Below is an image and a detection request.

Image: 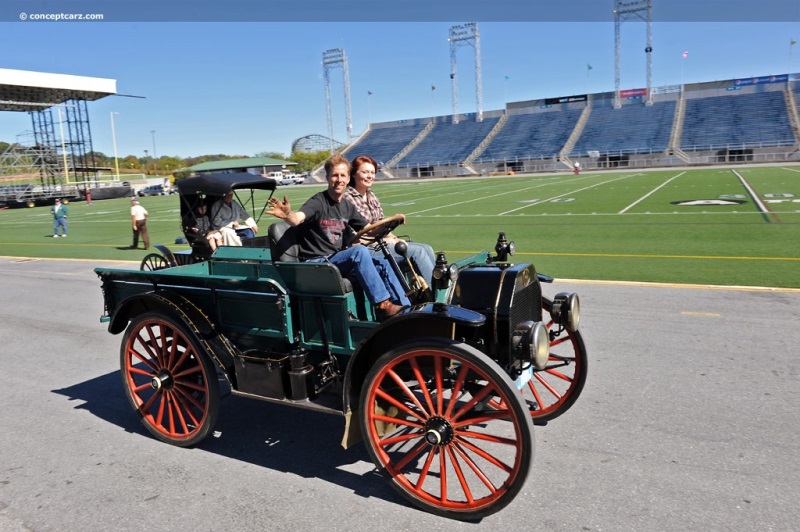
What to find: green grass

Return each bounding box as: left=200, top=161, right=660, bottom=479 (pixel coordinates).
left=2, top=165, right=799, bottom=288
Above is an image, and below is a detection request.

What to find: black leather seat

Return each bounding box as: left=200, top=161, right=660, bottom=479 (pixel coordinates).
left=268, top=221, right=301, bottom=262
left=268, top=222, right=354, bottom=294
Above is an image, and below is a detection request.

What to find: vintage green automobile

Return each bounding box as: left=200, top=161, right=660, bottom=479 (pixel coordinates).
left=95, top=173, right=586, bottom=520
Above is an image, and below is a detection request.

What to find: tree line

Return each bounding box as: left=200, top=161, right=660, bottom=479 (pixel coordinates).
left=0, top=141, right=331, bottom=177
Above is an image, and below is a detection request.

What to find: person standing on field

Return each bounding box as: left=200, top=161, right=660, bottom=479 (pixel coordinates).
left=130, top=197, right=150, bottom=250
left=51, top=198, right=68, bottom=237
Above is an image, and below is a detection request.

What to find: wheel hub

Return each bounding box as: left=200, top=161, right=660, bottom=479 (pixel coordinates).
left=150, top=370, right=173, bottom=391
left=423, top=417, right=454, bottom=446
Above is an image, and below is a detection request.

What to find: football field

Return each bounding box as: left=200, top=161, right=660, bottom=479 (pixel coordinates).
left=1, top=164, right=798, bottom=288
left=376, top=165, right=800, bottom=288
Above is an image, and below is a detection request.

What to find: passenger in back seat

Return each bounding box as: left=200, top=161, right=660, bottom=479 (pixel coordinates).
left=265, top=154, right=409, bottom=320
left=184, top=204, right=222, bottom=251
left=212, top=192, right=258, bottom=246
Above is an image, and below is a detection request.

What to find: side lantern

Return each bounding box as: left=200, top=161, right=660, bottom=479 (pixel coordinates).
left=510, top=320, right=550, bottom=370
left=550, top=292, right=581, bottom=332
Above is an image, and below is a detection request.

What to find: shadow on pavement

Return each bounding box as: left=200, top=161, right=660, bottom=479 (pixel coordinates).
left=52, top=370, right=403, bottom=509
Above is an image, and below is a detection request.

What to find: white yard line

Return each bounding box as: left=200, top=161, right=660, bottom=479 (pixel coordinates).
left=500, top=173, right=643, bottom=215
left=406, top=174, right=595, bottom=215
left=732, top=169, right=770, bottom=215
left=411, top=210, right=781, bottom=218
left=619, top=171, right=685, bottom=214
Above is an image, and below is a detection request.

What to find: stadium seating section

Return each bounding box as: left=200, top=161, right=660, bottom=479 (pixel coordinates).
left=477, top=108, right=583, bottom=162
left=570, top=100, right=676, bottom=156
left=681, top=91, right=794, bottom=150
left=343, top=83, right=799, bottom=168
left=396, top=116, right=500, bottom=167
left=343, top=122, right=427, bottom=164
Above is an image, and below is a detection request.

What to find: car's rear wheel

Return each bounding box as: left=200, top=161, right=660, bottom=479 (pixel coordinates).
left=140, top=253, right=169, bottom=271
left=120, top=312, right=219, bottom=446
left=359, top=341, right=534, bottom=520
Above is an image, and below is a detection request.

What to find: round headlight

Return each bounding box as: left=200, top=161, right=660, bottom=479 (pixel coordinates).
left=531, top=321, right=550, bottom=370
left=447, top=263, right=459, bottom=282
left=507, top=240, right=516, bottom=256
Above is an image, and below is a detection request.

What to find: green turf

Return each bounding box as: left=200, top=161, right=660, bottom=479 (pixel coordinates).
left=2, top=165, right=799, bottom=288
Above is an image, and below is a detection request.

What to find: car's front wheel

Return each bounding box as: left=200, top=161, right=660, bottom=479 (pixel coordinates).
left=359, top=341, right=534, bottom=520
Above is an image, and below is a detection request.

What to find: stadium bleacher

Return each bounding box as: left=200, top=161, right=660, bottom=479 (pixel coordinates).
left=341, top=77, right=799, bottom=175
left=570, top=99, right=676, bottom=157
left=477, top=108, right=584, bottom=162
left=342, top=122, right=427, bottom=165
left=395, top=116, right=500, bottom=167
left=680, top=90, right=795, bottom=151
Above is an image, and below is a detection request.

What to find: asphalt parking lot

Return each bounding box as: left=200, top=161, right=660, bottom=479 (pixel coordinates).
left=1, top=257, right=798, bottom=531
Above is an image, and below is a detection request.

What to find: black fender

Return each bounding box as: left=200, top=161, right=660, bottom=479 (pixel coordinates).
left=153, top=244, right=178, bottom=267
left=108, top=290, right=238, bottom=384
left=339, top=303, right=485, bottom=448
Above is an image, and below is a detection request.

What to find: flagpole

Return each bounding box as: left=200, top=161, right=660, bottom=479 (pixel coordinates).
left=586, top=64, right=592, bottom=94
left=367, top=91, right=372, bottom=126
left=681, top=51, right=688, bottom=94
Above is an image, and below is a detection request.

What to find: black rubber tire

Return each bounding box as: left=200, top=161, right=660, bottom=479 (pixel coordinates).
left=120, top=311, right=220, bottom=447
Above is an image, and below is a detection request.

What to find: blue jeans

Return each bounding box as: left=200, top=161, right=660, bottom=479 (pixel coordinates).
left=236, top=227, right=255, bottom=240
left=53, top=218, right=67, bottom=236
left=370, top=241, right=435, bottom=286
left=311, top=246, right=410, bottom=306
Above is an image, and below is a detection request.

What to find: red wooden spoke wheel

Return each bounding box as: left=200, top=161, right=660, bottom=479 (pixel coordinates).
left=523, top=297, right=588, bottom=422
left=120, top=312, right=219, bottom=447
left=360, top=342, right=534, bottom=520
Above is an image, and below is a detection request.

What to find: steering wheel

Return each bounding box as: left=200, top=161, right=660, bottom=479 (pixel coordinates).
left=353, top=213, right=405, bottom=244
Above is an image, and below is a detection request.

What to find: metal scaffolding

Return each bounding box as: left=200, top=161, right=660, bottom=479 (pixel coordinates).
left=449, top=23, right=483, bottom=124
left=322, top=48, right=353, bottom=153
left=1, top=98, right=96, bottom=190
left=614, top=0, right=654, bottom=108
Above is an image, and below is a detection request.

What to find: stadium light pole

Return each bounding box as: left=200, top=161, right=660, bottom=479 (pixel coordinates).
left=110, top=112, right=120, bottom=180
left=144, top=149, right=149, bottom=175
left=150, top=130, right=158, bottom=173
left=57, top=106, right=71, bottom=184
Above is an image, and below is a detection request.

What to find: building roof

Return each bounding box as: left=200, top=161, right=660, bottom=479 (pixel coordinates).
left=0, top=68, right=116, bottom=112
left=186, top=156, right=297, bottom=173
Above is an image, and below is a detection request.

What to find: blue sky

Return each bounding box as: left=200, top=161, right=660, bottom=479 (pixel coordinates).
left=1, top=20, right=799, bottom=159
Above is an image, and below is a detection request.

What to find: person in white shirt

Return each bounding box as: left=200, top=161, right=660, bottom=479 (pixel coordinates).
left=211, top=192, right=258, bottom=246
left=130, top=197, right=150, bottom=250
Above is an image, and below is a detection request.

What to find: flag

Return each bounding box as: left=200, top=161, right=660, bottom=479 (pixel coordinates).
left=587, top=64, right=593, bottom=71
left=504, top=75, right=509, bottom=80
left=367, top=90, right=373, bottom=96
left=431, top=85, right=436, bottom=91
left=682, top=50, right=689, bottom=59
left=792, top=39, right=798, bottom=46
